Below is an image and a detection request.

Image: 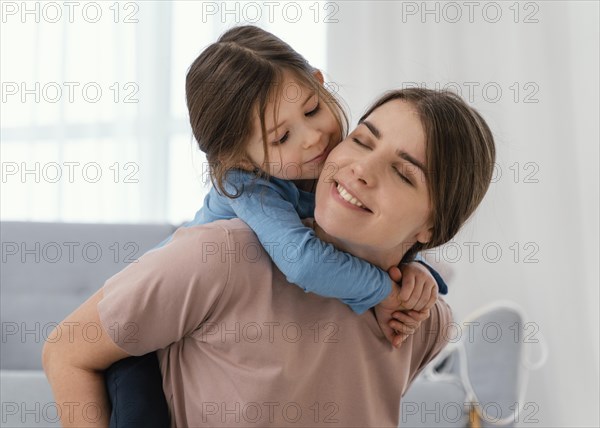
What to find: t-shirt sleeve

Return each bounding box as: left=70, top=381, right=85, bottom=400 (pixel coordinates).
left=97, top=224, right=231, bottom=356
left=406, top=297, right=454, bottom=386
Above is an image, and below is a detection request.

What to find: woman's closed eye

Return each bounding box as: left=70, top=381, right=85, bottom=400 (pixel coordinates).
left=353, top=137, right=413, bottom=185
left=352, top=137, right=370, bottom=148
left=393, top=166, right=413, bottom=185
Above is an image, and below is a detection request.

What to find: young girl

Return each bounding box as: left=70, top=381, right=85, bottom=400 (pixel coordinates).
left=157, top=25, right=448, bottom=322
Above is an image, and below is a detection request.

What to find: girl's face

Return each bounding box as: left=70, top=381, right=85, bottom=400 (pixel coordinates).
left=314, top=99, right=433, bottom=269
left=244, top=71, right=341, bottom=180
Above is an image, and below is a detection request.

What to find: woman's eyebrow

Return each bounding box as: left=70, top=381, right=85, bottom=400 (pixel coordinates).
left=360, top=120, right=381, bottom=139
left=359, top=120, right=427, bottom=177
left=397, top=150, right=427, bottom=178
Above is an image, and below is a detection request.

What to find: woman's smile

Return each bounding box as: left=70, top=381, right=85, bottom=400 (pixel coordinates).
left=329, top=179, right=373, bottom=213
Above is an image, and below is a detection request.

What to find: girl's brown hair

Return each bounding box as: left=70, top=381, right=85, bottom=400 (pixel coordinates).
left=185, top=25, right=348, bottom=197
left=358, top=89, right=496, bottom=263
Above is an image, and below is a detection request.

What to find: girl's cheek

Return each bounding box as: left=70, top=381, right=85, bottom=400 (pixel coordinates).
left=323, top=111, right=340, bottom=135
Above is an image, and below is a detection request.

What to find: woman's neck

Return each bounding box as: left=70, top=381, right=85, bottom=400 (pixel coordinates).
left=312, top=220, right=405, bottom=271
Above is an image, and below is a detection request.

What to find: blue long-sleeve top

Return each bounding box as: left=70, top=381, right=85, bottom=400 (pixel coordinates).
left=157, top=169, right=448, bottom=314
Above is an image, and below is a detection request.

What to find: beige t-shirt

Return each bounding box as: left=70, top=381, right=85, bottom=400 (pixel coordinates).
left=98, top=219, right=453, bottom=428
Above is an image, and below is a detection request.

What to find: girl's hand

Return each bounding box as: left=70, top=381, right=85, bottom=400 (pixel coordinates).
left=374, top=266, right=410, bottom=347
left=388, top=308, right=432, bottom=347
left=374, top=280, right=404, bottom=347
left=374, top=287, right=433, bottom=348
left=374, top=264, right=438, bottom=347
left=397, top=262, right=438, bottom=312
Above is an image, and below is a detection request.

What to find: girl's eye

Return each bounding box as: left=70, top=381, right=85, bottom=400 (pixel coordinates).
left=352, top=137, right=370, bottom=148
left=394, top=166, right=413, bottom=186
left=273, top=132, right=289, bottom=145
left=305, top=103, right=320, bottom=117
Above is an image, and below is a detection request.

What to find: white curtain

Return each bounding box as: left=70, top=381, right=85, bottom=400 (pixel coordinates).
left=1, top=1, right=326, bottom=225
left=325, top=1, right=598, bottom=426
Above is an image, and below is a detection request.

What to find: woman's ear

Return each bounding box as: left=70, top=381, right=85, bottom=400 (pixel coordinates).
left=313, top=69, right=324, bottom=85
left=416, top=225, right=433, bottom=245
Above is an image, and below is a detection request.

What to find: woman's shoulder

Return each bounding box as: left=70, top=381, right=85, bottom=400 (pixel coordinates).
left=183, top=217, right=257, bottom=236
left=418, top=297, right=454, bottom=363
left=176, top=218, right=267, bottom=253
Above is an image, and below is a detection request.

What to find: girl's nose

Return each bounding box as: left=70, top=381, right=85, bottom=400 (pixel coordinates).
left=302, top=127, right=321, bottom=149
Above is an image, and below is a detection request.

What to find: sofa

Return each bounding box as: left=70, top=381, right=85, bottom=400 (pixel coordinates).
left=1, top=221, right=176, bottom=427
left=1, top=221, right=525, bottom=427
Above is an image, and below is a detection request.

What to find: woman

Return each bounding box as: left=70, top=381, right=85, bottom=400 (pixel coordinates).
left=42, top=88, right=495, bottom=427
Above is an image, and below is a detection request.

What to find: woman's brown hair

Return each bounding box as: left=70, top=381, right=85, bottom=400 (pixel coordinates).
left=185, top=25, right=348, bottom=197
left=359, top=88, right=496, bottom=263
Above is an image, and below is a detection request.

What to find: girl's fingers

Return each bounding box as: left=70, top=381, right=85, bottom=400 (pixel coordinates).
left=391, top=310, right=420, bottom=325
left=392, top=308, right=430, bottom=323
left=389, top=320, right=417, bottom=335
left=398, top=275, right=416, bottom=304
left=412, top=308, right=431, bottom=321
left=411, top=281, right=429, bottom=311
left=414, top=282, right=437, bottom=312
left=388, top=266, right=402, bottom=283
left=424, top=287, right=438, bottom=311
left=393, top=334, right=409, bottom=348
left=401, top=290, right=422, bottom=310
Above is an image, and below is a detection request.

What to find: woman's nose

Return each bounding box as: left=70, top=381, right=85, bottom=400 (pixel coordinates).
left=350, top=158, right=375, bottom=186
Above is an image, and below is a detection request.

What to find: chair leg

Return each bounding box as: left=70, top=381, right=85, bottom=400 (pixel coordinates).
left=468, top=405, right=481, bottom=428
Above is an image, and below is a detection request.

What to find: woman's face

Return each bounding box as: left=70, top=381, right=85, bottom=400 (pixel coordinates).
left=244, top=71, right=341, bottom=180
left=314, top=99, right=433, bottom=267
